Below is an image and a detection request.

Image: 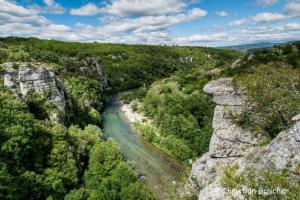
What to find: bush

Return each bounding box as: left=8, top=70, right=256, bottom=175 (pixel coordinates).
left=160, top=135, right=193, bottom=161
left=234, top=64, right=300, bottom=137
left=222, top=165, right=300, bottom=200
left=134, top=123, right=159, bottom=143
left=0, top=49, right=8, bottom=63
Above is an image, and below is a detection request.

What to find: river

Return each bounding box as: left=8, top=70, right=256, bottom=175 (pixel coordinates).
left=102, top=96, right=185, bottom=199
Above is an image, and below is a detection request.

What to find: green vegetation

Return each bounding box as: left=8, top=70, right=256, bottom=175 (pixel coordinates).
left=0, top=83, right=153, bottom=199
left=225, top=41, right=300, bottom=76
left=231, top=42, right=300, bottom=138
left=1, top=36, right=300, bottom=199
left=233, top=64, right=300, bottom=137
left=222, top=164, right=300, bottom=200
left=64, top=76, right=103, bottom=127
left=124, top=64, right=233, bottom=162
left=0, top=37, right=240, bottom=93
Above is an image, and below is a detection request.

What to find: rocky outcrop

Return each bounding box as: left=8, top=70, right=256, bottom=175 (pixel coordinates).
left=239, top=117, right=300, bottom=174
left=82, top=57, right=108, bottom=90
left=2, top=62, right=72, bottom=123
left=188, top=77, right=300, bottom=200
left=18, top=66, right=57, bottom=96
left=198, top=115, right=300, bottom=200
left=191, top=78, right=265, bottom=187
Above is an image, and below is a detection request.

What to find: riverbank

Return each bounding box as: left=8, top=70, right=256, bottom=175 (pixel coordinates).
left=102, top=96, right=186, bottom=199
left=119, top=99, right=149, bottom=124
left=118, top=96, right=192, bottom=169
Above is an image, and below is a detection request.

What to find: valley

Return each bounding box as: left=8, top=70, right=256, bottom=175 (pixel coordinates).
left=0, top=37, right=300, bottom=200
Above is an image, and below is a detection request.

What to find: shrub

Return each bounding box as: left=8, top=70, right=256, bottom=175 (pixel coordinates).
left=222, top=165, right=300, bottom=200
left=234, top=64, right=300, bottom=137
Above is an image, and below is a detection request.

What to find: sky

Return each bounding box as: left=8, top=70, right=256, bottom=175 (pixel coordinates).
left=0, top=0, right=300, bottom=46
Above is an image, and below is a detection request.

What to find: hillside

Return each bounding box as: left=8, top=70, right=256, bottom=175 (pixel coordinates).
left=1, top=37, right=300, bottom=199
left=120, top=41, right=300, bottom=199
left=0, top=37, right=241, bottom=200
left=220, top=42, right=290, bottom=50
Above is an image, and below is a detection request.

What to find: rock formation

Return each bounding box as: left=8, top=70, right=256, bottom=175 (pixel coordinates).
left=2, top=62, right=72, bottom=123
left=188, top=77, right=300, bottom=199
left=83, top=57, right=108, bottom=90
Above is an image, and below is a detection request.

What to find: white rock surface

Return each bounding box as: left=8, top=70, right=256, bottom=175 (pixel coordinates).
left=4, top=74, right=16, bottom=90
left=188, top=78, right=266, bottom=199
left=2, top=62, right=72, bottom=123
left=83, top=57, right=108, bottom=90
left=292, top=114, right=300, bottom=122
left=18, top=66, right=57, bottom=96
left=120, top=101, right=148, bottom=123
left=203, top=78, right=244, bottom=106
left=188, top=78, right=300, bottom=200
left=240, top=120, right=300, bottom=173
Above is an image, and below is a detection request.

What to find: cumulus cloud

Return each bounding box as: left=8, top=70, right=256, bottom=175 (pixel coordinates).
left=1, top=0, right=299, bottom=46
left=215, top=11, right=228, bottom=17
left=68, top=0, right=207, bottom=43
left=174, top=32, right=228, bottom=44
left=283, top=23, right=300, bottom=31
left=43, top=0, right=65, bottom=14
left=70, top=0, right=188, bottom=17
left=0, top=0, right=73, bottom=39
left=255, top=0, right=279, bottom=7
left=0, top=0, right=48, bottom=26
left=99, top=8, right=207, bottom=33
left=0, top=0, right=207, bottom=44
left=104, top=0, right=186, bottom=16
left=70, top=3, right=101, bottom=16
left=251, top=12, right=287, bottom=23
left=285, top=0, right=300, bottom=17
left=229, top=19, right=246, bottom=26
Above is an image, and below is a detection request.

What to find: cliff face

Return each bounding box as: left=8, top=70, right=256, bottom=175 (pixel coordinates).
left=82, top=57, right=108, bottom=90
left=2, top=62, right=73, bottom=123
left=189, top=78, right=300, bottom=199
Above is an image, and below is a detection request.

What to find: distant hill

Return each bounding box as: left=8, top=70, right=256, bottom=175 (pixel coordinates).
left=220, top=41, right=294, bottom=50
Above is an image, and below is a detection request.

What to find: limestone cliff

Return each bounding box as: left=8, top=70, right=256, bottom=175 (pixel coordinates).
left=2, top=62, right=72, bottom=123
left=82, top=57, right=108, bottom=90
left=188, top=78, right=300, bottom=199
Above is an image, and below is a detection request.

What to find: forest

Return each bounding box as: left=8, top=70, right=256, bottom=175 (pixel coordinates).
left=1, top=37, right=300, bottom=199
left=122, top=41, right=300, bottom=163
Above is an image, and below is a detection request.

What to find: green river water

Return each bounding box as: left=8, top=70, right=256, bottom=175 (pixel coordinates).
left=102, top=96, right=185, bottom=199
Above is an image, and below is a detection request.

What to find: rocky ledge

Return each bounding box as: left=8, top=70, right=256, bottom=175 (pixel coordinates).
left=2, top=62, right=72, bottom=123
left=188, top=78, right=300, bottom=199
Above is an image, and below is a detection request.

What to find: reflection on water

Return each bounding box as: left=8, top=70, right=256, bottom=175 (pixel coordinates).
left=102, top=96, right=185, bottom=199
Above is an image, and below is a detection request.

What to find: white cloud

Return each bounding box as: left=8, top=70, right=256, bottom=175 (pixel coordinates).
left=284, top=23, right=300, bottom=31
left=1, top=0, right=299, bottom=47
left=175, top=32, right=228, bottom=44
left=0, top=0, right=207, bottom=44
left=0, top=0, right=38, bottom=17
left=104, top=0, right=186, bottom=16
left=70, top=0, right=188, bottom=17
left=251, top=12, right=287, bottom=23
left=215, top=11, right=228, bottom=17
left=43, top=0, right=65, bottom=14
left=255, top=0, right=279, bottom=7
left=98, top=8, right=207, bottom=34
left=229, top=19, right=246, bottom=26
left=285, top=0, right=300, bottom=17
left=0, top=0, right=73, bottom=40
left=70, top=3, right=101, bottom=16
left=0, top=0, right=48, bottom=26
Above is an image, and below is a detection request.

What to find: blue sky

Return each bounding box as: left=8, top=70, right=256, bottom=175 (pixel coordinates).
left=0, top=0, right=299, bottom=46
